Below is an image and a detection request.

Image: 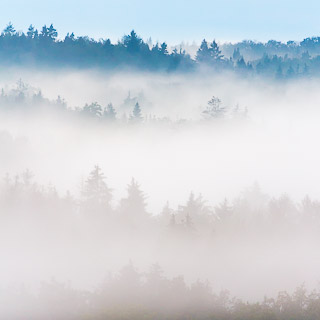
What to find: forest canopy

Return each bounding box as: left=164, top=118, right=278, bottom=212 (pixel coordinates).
left=0, top=22, right=320, bottom=77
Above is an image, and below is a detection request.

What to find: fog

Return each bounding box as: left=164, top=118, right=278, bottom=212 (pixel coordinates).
left=1, top=68, right=320, bottom=318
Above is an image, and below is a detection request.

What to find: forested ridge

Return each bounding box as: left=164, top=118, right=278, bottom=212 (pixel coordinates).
left=1, top=166, right=320, bottom=319
left=1, top=22, right=320, bottom=77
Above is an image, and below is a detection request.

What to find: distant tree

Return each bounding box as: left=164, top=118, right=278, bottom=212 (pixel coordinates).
left=82, top=102, right=103, bottom=117
left=82, top=165, right=112, bottom=211
left=32, top=90, right=45, bottom=104
left=48, top=24, right=58, bottom=39
left=130, top=102, right=143, bottom=122
left=3, top=22, right=16, bottom=36
left=215, top=198, right=233, bottom=220
left=122, top=30, right=144, bottom=53
left=236, top=57, right=247, bottom=69
left=40, top=25, right=49, bottom=38
left=210, top=40, right=224, bottom=61
left=232, top=48, right=241, bottom=61
left=196, top=39, right=223, bottom=64
left=196, top=40, right=211, bottom=63
left=202, top=96, right=226, bottom=119
left=160, top=42, right=168, bottom=55
left=40, top=24, right=57, bottom=41
left=27, top=25, right=37, bottom=39
left=117, top=261, right=142, bottom=297
left=103, top=103, right=117, bottom=121
left=21, top=169, right=34, bottom=187
left=55, top=96, right=67, bottom=109
left=119, top=178, right=147, bottom=220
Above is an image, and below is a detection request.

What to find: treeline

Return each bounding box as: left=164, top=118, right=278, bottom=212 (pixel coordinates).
left=1, top=167, right=320, bottom=318
left=0, top=22, right=320, bottom=77
left=2, top=269, right=320, bottom=320
left=0, top=80, right=248, bottom=123
left=2, top=166, right=320, bottom=235
left=0, top=23, right=192, bottom=71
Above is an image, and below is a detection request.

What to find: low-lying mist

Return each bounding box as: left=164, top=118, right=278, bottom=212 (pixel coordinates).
left=1, top=68, right=320, bottom=318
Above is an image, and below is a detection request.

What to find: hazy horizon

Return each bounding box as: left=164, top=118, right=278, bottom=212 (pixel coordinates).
left=2, top=0, right=320, bottom=44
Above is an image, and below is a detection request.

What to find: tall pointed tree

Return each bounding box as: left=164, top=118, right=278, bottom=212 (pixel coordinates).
left=82, top=165, right=112, bottom=213
left=130, top=102, right=143, bottom=122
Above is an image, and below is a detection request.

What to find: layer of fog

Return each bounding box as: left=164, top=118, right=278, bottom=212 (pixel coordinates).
left=1, top=68, right=320, bottom=306
left=1, top=68, right=320, bottom=210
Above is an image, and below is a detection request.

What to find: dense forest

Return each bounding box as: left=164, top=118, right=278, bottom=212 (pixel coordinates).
left=1, top=166, right=320, bottom=319
left=1, top=22, right=320, bottom=77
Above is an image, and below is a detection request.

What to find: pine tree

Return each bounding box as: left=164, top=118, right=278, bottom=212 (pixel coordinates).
left=210, top=40, right=223, bottom=61
left=48, top=24, right=58, bottom=40
left=104, top=103, right=117, bottom=121
left=160, top=42, right=168, bottom=55
left=82, top=165, right=112, bottom=211
left=27, top=25, right=37, bottom=39
left=196, top=39, right=211, bottom=62
left=122, top=30, right=143, bottom=53
left=83, top=102, right=103, bottom=117
left=119, top=178, right=147, bottom=219
left=232, top=48, right=241, bottom=61
left=196, top=39, right=223, bottom=64
left=3, top=22, right=16, bottom=36
left=130, top=102, right=143, bottom=122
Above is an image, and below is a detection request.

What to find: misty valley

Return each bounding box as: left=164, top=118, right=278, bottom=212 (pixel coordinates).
left=1, top=23, right=320, bottom=320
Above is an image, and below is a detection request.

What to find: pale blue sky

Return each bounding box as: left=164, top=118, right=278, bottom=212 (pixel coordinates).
left=2, top=0, right=320, bottom=44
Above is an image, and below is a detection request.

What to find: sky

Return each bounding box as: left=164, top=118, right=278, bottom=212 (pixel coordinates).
left=1, top=0, right=320, bottom=44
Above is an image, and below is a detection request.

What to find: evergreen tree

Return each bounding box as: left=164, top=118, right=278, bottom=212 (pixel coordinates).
left=104, top=103, right=117, bottom=121
left=196, top=39, right=211, bottom=62
left=236, top=57, right=247, bottom=69
left=232, top=48, right=241, bottom=61
left=27, top=25, right=37, bottom=39
left=82, top=102, right=103, bottom=117
left=3, top=22, right=16, bottom=36
left=39, top=24, right=57, bottom=41
left=122, top=30, right=143, bottom=53
left=119, top=178, right=147, bottom=219
left=196, top=39, right=223, bottom=64
left=130, top=102, right=143, bottom=122
left=48, top=24, right=58, bottom=40
left=160, top=42, right=168, bottom=55
left=82, top=165, right=112, bottom=211
left=210, top=40, right=223, bottom=61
